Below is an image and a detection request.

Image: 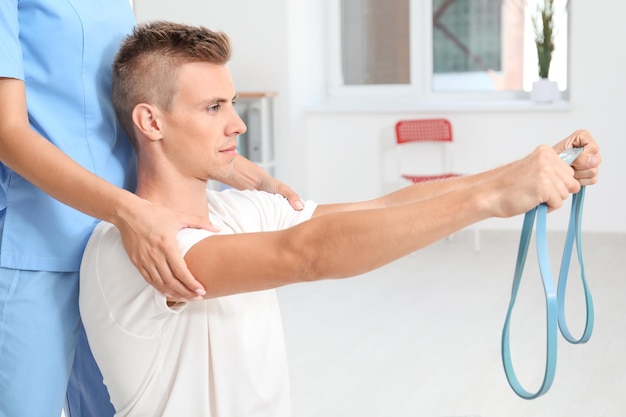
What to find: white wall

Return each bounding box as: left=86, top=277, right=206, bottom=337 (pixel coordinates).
left=134, top=0, right=625, bottom=233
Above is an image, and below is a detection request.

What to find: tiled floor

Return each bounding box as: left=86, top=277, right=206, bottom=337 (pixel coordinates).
left=278, top=230, right=626, bottom=417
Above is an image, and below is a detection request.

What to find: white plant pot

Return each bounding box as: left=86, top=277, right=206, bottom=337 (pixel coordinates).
left=531, top=79, right=561, bottom=103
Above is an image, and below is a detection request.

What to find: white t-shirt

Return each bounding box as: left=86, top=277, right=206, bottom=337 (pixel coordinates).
left=79, top=189, right=317, bottom=417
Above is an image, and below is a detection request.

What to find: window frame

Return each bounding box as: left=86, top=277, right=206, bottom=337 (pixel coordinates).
left=324, top=0, right=569, bottom=106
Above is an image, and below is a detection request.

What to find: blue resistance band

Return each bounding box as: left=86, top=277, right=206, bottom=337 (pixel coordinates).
left=501, top=148, right=594, bottom=400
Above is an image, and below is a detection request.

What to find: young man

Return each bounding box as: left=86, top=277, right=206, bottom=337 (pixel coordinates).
left=0, top=4, right=301, bottom=416
left=79, top=21, right=601, bottom=417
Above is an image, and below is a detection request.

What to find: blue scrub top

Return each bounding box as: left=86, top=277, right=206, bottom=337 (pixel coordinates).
left=0, top=0, right=137, bottom=272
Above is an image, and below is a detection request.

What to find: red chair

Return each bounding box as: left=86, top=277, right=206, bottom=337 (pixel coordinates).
left=394, top=118, right=461, bottom=183
left=394, top=118, right=480, bottom=251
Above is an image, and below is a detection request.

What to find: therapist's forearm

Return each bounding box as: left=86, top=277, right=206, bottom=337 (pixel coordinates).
left=0, top=123, right=141, bottom=223
left=0, top=79, right=141, bottom=225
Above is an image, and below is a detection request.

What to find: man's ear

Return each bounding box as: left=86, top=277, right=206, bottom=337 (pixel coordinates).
left=132, top=103, right=163, bottom=141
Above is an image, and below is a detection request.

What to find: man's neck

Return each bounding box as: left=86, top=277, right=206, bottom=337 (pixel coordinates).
left=135, top=170, right=210, bottom=219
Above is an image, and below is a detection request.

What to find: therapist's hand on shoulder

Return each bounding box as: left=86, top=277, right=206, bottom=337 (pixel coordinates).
left=262, top=177, right=305, bottom=211
left=222, top=155, right=305, bottom=211
left=115, top=199, right=215, bottom=301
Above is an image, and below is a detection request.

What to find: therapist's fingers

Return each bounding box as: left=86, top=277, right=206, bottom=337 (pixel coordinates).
left=154, top=212, right=216, bottom=300
left=129, top=230, right=204, bottom=301
left=261, top=176, right=305, bottom=211
left=279, top=184, right=305, bottom=211
left=161, top=258, right=204, bottom=303
left=117, top=203, right=214, bottom=301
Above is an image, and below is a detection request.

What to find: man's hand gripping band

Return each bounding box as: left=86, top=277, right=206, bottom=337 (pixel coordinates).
left=501, top=147, right=594, bottom=399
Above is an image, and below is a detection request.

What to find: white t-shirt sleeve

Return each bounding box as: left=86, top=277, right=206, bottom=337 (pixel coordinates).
left=80, top=221, right=178, bottom=339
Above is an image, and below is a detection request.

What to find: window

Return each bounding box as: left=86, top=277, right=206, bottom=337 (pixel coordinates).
left=340, top=0, right=410, bottom=85
left=328, top=0, right=569, bottom=101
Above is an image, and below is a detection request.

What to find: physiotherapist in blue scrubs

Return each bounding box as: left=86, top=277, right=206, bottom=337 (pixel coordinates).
left=0, top=1, right=303, bottom=416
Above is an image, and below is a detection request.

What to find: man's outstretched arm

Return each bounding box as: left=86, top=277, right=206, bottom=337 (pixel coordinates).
left=185, top=142, right=590, bottom=299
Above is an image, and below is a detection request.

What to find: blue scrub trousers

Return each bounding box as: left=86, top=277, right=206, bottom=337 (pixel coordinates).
left=0, top=267, right=114, bottom=417
left=66, top=323, right=115, bottom=417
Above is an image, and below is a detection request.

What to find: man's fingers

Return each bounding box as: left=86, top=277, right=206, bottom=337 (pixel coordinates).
left=573, top=167, right=598, bottom=183
left=532, top=147, right=579, bottom=212
left=572, top=152, right=601, bottom=170
left=570, top=149, right=600, bottom=187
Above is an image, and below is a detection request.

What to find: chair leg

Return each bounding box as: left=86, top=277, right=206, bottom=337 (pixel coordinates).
left=473, top=227, right=481, bottom=252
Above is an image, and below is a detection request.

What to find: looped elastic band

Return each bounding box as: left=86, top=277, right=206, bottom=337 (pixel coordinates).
left=501, top=185, right=593, bottom=400
left=558, top=187, right=594, bottom=344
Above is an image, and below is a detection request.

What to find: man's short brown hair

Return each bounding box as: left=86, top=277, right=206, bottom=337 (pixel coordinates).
left=112, top=21, right=231, bottom=149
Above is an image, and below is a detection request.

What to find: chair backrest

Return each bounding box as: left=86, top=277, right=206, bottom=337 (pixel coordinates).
left=395, top=118, right=453, bottom=144
left=393, top=118, right=458, bottom=180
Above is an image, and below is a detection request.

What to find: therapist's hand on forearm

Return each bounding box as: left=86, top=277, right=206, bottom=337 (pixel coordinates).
left=115, top=199, right=216, bottom=301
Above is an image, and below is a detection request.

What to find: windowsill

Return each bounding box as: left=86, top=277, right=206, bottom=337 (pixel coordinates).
left=307, top=98, right=572, bottom=114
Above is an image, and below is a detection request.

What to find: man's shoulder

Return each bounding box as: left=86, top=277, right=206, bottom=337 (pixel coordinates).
left=81, top=221, right=126, bottom=271
left=206, top=188, right=284, bottom=210
left=88, top=221, right=122, bottom=247
left=207, top=188, right=317, bottom=231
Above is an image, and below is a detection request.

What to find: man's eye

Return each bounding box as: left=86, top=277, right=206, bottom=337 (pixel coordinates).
left=208, top=103, right=222, bottom=112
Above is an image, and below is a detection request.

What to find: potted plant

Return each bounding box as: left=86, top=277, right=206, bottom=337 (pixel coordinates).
left=530, top=0, right=563, bottom=102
